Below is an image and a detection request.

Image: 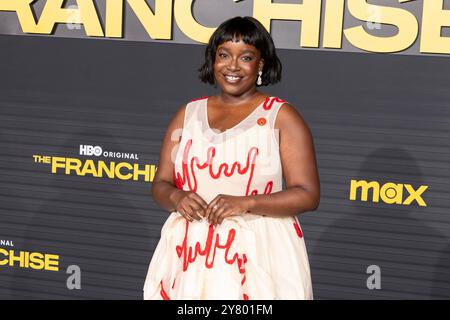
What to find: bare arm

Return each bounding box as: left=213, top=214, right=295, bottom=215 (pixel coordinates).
left=246, top=102, right=320, bottom=216
left=206, top=102, right=320, bottom=225
left=151, top=104, right=208, bottom=220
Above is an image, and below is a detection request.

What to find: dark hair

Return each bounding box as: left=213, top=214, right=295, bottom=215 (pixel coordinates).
left=198, top=16, right=282, bottom=86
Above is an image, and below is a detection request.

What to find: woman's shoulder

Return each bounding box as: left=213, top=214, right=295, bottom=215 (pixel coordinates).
left=174, top=96, right=208, bottom=118
left=169, top=96, right=209, bottom=128
left=274, top=99, right=309, bottom=131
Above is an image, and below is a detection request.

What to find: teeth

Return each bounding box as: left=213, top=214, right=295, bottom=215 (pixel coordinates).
left=226, top=76, right=240, bottom=81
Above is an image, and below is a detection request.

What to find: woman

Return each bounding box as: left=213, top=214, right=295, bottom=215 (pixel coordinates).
left=143, top=16, right=320, bottom=300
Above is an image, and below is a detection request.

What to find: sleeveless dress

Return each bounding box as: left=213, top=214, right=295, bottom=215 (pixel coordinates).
left=143, top=96, right=313, bottom=300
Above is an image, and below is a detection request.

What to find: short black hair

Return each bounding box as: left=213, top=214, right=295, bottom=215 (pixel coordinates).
left=198, top=16, right=282, bottom=86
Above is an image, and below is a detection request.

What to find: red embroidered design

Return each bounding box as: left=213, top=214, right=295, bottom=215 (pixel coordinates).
left=257, top=117, right=266, bottom=126
left=238, top=254, right=248, bottom=285
left=243, top=293, right=249, bottom=300
left=174, top=139, right=260, bottom=196
left=293, top=217, right=303, bottom=238
left=176, top=221, right=246, bottom=270
left=175, top=221, right=248, bottom=287
left=160, top=280, right=170, bottom=300
left=263, top=96, right=286, bottom=110
left=173, top=167, right=183, bottom=189
left=249, top=181, right=273, bottom=196
left=174, top=139, right=275, bottom=196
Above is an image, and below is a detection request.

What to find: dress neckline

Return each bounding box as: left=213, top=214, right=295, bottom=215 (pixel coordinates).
left=204, top=96, right=272, bottom=135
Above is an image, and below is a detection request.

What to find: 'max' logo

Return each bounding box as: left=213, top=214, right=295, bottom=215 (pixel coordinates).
left=349, top=180, right=428, bottom=206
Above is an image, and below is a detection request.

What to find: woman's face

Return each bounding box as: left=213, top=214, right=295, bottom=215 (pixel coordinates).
left=213, top=38, right=264, bottom=96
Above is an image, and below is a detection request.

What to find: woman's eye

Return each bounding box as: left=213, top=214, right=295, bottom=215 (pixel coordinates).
left=242, top=56, right=252, bottom=62
left=219, top=53, right=227, bottom=58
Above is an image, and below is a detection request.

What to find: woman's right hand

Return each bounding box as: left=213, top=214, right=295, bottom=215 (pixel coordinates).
left=170, top=189, right=208, bottom=222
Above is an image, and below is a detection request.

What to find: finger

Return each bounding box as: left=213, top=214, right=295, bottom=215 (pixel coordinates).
left=205, top=198, right=219, bottom=222
left=187, top=196, right=206, bottom=221
left=217, top=208, right=230, bottom=225
left=218, top=207, right=235, bottom=225
left=211, top=198, right=226, bottom=225
left=205, top=202, right=215, bottom=221
left=184, top=212, right=194, bottom=222
left=215, top=199, right=228, bottom=225
left=188, top=205, right=203, bottom=220
left=207, top=195, right=220, bottom=209
left=181, top=211, right=193, bottom=222
left=181, top=205, right=194, bottom=222
left=218, top=214, right=225, bottom=226
left=212, top=205, right=226, bottom=226
left=207, top=200, right=221, bottom=224
left=215, top=207, right=228, bottom=226
left=186, top=201, right=202, bottom=220
left=192, top=193, right=208, bottom=211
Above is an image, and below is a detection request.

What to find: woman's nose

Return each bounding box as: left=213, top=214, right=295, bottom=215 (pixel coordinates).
left=227, top=57, right=240, bottom=70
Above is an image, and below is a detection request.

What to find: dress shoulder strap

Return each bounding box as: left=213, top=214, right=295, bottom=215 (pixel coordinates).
left=262, top=96, right=288, bottom=129
left=183, top=96, right=208, bottom=129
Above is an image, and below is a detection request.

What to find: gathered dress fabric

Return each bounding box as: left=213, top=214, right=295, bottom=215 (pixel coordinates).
left=143, top=96, right=313, bottom=300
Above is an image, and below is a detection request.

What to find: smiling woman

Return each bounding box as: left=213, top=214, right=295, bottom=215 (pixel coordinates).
left=143, top=16, right=320, bottom=300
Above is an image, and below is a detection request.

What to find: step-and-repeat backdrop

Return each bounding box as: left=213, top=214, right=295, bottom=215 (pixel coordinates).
left=0, top=0, right=449, bottom=299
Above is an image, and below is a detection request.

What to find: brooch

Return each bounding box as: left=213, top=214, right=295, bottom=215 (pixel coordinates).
left=257, top=117, right=266, bottom=126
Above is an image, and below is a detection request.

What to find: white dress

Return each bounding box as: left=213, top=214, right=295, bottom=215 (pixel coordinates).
left=143, top=96, right=313, bottom=300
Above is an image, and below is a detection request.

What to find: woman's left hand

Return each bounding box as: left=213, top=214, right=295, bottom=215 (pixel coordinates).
left=205, top=194, right=251, bottom=226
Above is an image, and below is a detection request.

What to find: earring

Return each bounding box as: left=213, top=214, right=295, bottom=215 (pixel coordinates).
left=257, top=70, right=262, bottom=86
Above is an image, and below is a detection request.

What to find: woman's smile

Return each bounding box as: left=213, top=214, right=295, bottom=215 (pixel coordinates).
left=223, top=73, right=244, bottom=84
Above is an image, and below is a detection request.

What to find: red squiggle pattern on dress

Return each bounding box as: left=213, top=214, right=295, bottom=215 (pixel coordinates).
left=160, top=280, right=170, bottom=300
left=250, top=181, right=273, bottom=195
left=293, top=217, right=303, bottom=238
left=176, top=221, right=247, bottom=272
left=174, top=139, right=263, bottom=196
left=263, top=97, right=286, bottom=110
left=175, top=221, right=248, bottom=296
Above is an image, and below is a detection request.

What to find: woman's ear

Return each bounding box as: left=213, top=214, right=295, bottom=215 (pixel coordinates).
left=259, top=58, right=265, bottom=71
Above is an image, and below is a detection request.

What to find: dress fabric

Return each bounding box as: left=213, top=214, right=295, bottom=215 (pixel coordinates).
left=143, top=96, right=313, bottom=300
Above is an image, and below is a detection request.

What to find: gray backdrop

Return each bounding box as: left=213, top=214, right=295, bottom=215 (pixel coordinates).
left=0, top=33, right=449, bottom=299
